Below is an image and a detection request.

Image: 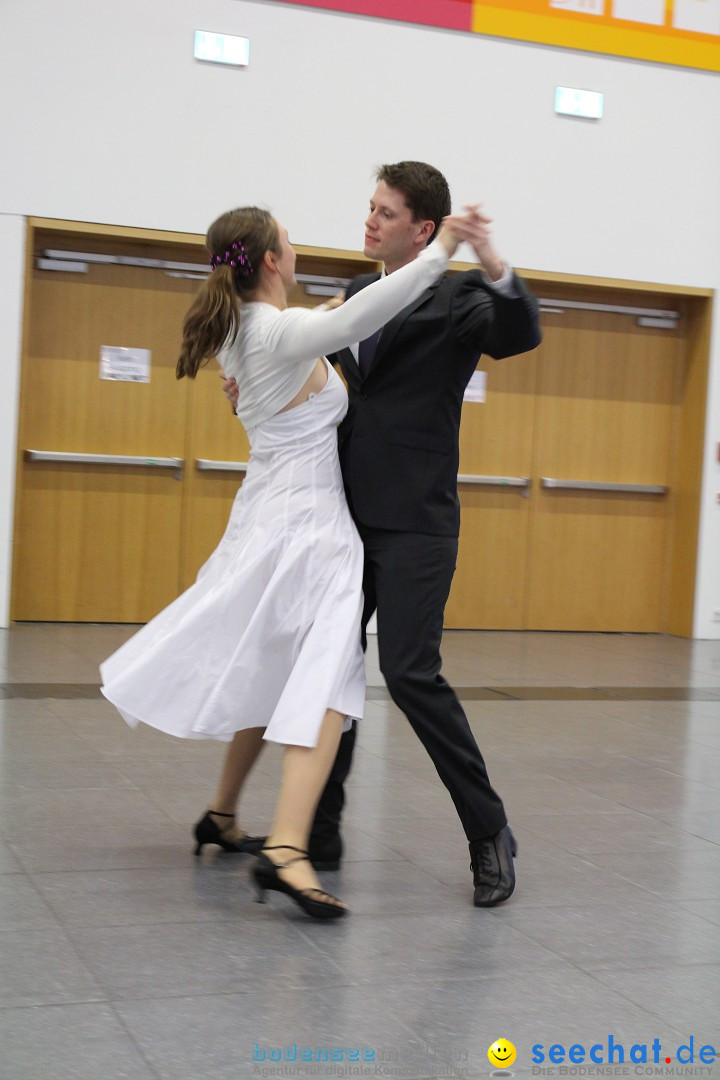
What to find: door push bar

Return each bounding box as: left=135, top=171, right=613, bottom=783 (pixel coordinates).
left=541, top=477, right=667, bottom=495
left=25, top=449, right=183, bottom=470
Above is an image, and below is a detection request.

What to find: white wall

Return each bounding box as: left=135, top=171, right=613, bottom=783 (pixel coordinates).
left=1, top=0, right=718, bottom=632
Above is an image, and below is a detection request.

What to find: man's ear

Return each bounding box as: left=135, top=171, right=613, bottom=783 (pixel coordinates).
left=416, top=219, right=436, bottom=245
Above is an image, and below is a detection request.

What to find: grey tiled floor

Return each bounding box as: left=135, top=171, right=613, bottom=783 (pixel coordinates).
left=1, top=625, right=719, bottom=1080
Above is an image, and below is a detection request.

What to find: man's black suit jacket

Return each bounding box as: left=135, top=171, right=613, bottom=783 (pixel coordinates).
left=330, top=266, right=541, bottom=536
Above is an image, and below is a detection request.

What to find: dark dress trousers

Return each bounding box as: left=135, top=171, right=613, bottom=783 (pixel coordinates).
left=316, top=263, right=541, bottom=844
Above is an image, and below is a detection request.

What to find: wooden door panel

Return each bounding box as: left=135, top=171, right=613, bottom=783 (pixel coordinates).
left=449, top=487, right=532, bottom=628
left=14, top=464, right=183, bottom=622
left=25, top=267, right=192, bottom=452
left=526, top=490, right=670, bottom=630
left=13, top=262, right=196, bottom=621
left=533, top=311, right=679, bottom=481
left=445, top=351, right=538, bottom=628
left=526, top=310, right=682, bottom=631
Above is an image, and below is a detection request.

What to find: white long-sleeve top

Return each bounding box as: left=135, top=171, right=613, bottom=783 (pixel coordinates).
left=218, top=241, right=449, bottom=430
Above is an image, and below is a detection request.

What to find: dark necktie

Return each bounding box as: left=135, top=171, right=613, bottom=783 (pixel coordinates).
left=358, top=327, right=382, bottom=378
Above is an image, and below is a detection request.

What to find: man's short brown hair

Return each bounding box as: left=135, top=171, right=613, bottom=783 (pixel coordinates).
left=376, top=161, right=451, bottom=244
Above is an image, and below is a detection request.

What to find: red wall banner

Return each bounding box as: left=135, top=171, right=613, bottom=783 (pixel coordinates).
left=272, top=0, right=720, bottom=72
left=272, top=0, right=472, bottom=30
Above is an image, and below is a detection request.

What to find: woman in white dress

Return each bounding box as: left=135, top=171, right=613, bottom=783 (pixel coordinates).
left=101, top=205, right=465, bottom=919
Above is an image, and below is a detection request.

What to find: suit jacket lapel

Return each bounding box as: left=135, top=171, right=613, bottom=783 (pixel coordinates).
left=341, top=269, right=441, bottom=379
left=335, top=345, right=362, bottom=390
left=369, top=280, right=439, bottom=373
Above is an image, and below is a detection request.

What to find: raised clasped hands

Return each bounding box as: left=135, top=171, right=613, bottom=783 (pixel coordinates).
left=437, top=204, right=505, bottom=282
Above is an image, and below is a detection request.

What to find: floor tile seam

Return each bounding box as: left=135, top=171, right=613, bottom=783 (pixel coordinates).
left=343, top=829, right=430, bottom=862
left=525, top=772, right=720, bottom=795
left=601, top=707, right=720, bottom=727
left=615, top=726, right=720, bottom=753
left=2, top=866, right=70, bottom=926
left=494, top=932, right=720, bottom=972
left=492, top=888, right=709, bottom=916
left=119, top=785, right=203, bottom=827
left=0, top=994, right=113, bottom=1011
left=0, top=778, right=151, bottom=797
left=346, top=970, right=571, bottom=989
left=514, top=838, right=720, bottom=859
left=507, top=798, right=638, bottom=817
left=9, top=860, right=232, bottom=874
left=354, top=840, right=474, bottom=885
left=473, top=910, right=593, bottom=964
left=27, top=896, right=386, bottom=930
left=610, top=801, right=720, bottom=836
left=547, top=961, right=697, bottom=1036
left=573, top=784, right=720, bottom=821
left=580, top=843, right=720, bottom=869
left=583, top=959, right=720, bottom=976
left=0, top=998, right=121, bottom=1015
left=505, top=757, right=666, bottom=790
left=599, top=751, right=720, bottom=785
left=674, top=903, right=720, bottom=928
left=359, top=1012, right=448, bottom=1068
left=22, top=862, right=256, bottom=881
left=106, top=983, right=362, bottom=1009
left=482, top=898, right=688, bottom=917
left=573, top=957, right=720, bottom=980
left=102, top=998, right=166, bottom=1080
left=369, top=956, right=712, bottom=987
left=547, top=855, right=720, bottom=905
left=7, top=842, right=64, bottom=876
left=0, top=906, right=110, bottom=999
left=522, top=765, right=720, bottom=803
left=58, top=910, right=303, bottom=934
left=0, top=922, right=95, bottom=940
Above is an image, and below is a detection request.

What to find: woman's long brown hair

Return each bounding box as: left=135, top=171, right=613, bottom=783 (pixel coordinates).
left=176, top=208, right=281, bottom=379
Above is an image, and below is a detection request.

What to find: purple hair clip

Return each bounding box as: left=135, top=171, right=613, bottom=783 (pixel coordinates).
left=209, top=238, right=254, bottom=276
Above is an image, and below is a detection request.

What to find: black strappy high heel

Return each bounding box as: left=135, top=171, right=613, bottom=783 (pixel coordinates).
left=252, top=846, right=348, bottom=920
left=193, top=810, right=265, bottom=856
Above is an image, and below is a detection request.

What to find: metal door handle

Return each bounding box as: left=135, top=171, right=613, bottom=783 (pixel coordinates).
left=541, top=477, right=667, bottom=495
left=25, top=449, right=183, bottom=469
left=457, top=474, right=530, bottom=487
left=195, top=459, right=249, bottom=473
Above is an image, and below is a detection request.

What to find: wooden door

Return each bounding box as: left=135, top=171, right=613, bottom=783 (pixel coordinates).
left=446, top=297, right=686, bottom=632
left=525, top=306, right=683, bottom=631
left=13, top=245, right=198, bottom=622
left=13, top=222, right=707, bottom=632
left=445, top=350, right=538, bottom=628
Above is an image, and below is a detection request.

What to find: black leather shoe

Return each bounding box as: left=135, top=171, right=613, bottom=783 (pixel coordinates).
left=253, top=846, right=348, bottom=920
left=193, top=811, right=265, bottom=856
left=469, top=825, right=517, bottom=907
left=308, top=833, right=343, bottom=872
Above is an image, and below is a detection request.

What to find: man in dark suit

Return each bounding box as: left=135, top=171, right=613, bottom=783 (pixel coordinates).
left=223, top=162, right=540, bottom=905
left=309, top=162, right=541, bottom=907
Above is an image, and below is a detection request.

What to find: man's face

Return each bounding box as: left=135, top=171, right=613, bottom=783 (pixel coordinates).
left=363, top=181, right=434, bottom=272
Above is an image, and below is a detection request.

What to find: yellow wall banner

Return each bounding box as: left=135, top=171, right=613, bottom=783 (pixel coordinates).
left=472, top=0, right=720, bottom=72
left=273, top=0, right=720, bottom=72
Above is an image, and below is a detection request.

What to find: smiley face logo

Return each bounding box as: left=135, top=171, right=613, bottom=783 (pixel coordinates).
left=488, top=1039, right=516, bottom=1069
